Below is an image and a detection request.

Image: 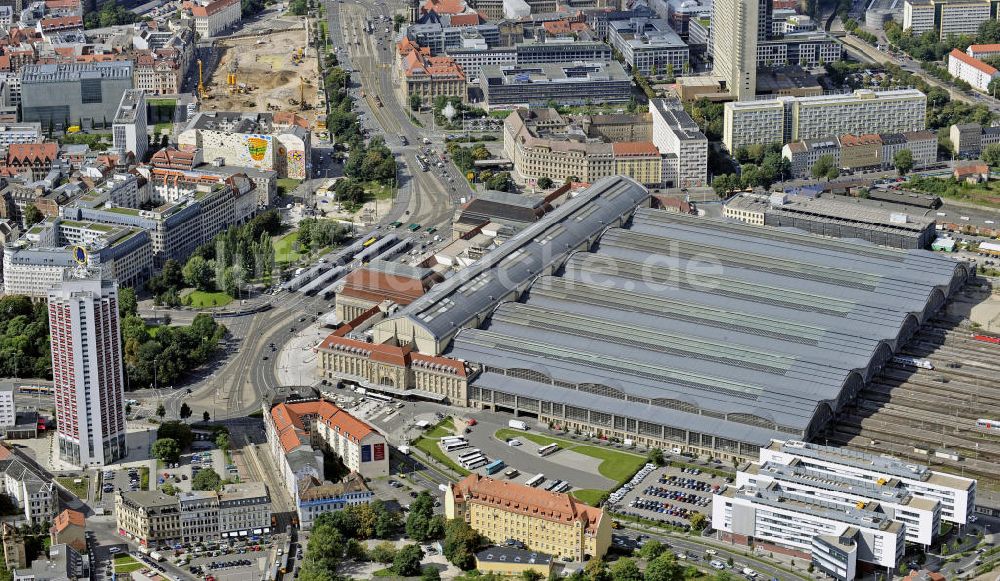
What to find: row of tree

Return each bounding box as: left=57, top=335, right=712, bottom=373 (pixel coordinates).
left=0, top=296, right=52, bottom=379
left=121, top=303, right=226, bottom=390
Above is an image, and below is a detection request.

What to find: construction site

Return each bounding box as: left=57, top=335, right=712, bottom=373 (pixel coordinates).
left=199, top=27, right=320, bottom=114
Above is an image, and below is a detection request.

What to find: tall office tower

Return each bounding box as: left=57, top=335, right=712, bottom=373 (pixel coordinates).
left=712, top=0, right=759, bottom=101
left=49, top=274, right=127, bottom=467
left=113, top=89, right=148, bottom=163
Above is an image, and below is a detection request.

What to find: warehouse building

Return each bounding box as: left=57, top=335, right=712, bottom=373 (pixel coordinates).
left=723, top=192, right=938, bottom=249
left=340, top=177, right=971, bottom=462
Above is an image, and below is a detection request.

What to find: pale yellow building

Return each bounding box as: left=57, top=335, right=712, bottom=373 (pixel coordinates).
left=446, top=474, right=611, bottom=562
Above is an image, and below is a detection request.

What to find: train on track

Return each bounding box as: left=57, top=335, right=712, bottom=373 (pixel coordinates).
left=972, top=334, right=1000, bottom=345
left=976, top=419, right=1000, bottom=431
left=891, top=355, right=934, bottom=370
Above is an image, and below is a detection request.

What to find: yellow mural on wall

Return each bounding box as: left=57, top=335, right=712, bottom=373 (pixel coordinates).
left=247, top=136, right=270, bottom=162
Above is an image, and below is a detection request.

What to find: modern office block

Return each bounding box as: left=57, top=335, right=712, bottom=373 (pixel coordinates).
left=20, top=61, right=134, bottom=131
left=112, top=89, right=147, bottom=162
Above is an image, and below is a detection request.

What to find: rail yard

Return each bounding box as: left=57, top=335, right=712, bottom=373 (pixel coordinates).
left=828, top=290, right=1000, bottom=491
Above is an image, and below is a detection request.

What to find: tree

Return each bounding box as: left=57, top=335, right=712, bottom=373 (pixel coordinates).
left=689, top=512, right=708, bottom=530
left=443, top=519, right=482, bottom=570
left=23, top=204, right=43, bottom=227
left=345, top=539, right=368, bottom=561
left=161, top=483, right=178, bottom=496
left=203, top=411, right=211, bottom=422
left=645, top=552, right=684, bottom=581
left=373, top=500, right=401, bottom=538
left=192, top=468, right=222, bottom=491
left=485, top=171, right=513, bottom=192
left=610, top=559, right=643, bottom=581
left=537, top=176, right=553, bottom=189
left=288, top=0, right=307, bottom=15
left=157, top=422, right=194, bottom=449
left=215, top=432, right=230, bottom=451
left=638, top=539, right=666, bottom=561
left=118, top=287, right=138, bottom=318
left=406, top=492, right=440, bottom=541
left=811, top=155, right=837, bottom=181
left=825, top=165, right=840, bottom=181
left=585, top=558, right=610, bottom=581
left=370, top=542, right=397, bottom=564
left=156, top=403, right=166, bottom=418
left=893, top=149, right=914, bottom=175
left=979, top=19, right=1000, bottom=43
left=410, top=93, right=422, bottom=111
left=392, top=544, right=424, bottom=576
left=983, top=143, right=1000, bottom=167
left=151, top=438, right=181, bottom=463
left=422, top=567, right=442, bottom=581
left=183, top=256, right=215, bottom=292
left=179, top=403, right=192, bottom=420
left=712, top=174, right=740, bottom=197
left=648, top=448, right=665, bottom=466
left=521, top=571, right=543, bottom=581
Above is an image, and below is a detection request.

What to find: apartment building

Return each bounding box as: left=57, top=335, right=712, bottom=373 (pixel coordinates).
left=781, top=136, right=841, bottom=178
left=264, top=398, right=387, bottom=528
left=967, top=43, right=1000, bottom=59
left=446, top=46, right=515, bottom=79
left=504, top=108, right=665, bottom=186
left=116, top=484, right=272, bottom=547
left=903, top=0, right=993, bottom=35
left=0, top=448, right=55, bottom=525
left=949, top=121, right=1000, bottom=156
left=947, top=48, right=999, bottom=92
left=839, top=133, right=884, bottom=172
left=712, top=0, right=758, bottom=100
left=649, top=99, right=708, bottom=187
left=480, top=62, right=631, bottom=108
left=514, top=39, right=613, bottom=64
left=723, top=89, right=927, bottom=151
left=178, top=111, right=311, bottom=179
left=606, top=18, right=690, bottom=76
left=0, top=123, right=41, bottom=147
left=406, top=22, right=501, bottom=54
left=182, top=0, right=241, bottom=37
left=446, top=474, right=611, bottom=562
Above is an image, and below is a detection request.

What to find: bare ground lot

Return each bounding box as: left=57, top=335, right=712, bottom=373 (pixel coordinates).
left=203, top=27, right=321, bottom=115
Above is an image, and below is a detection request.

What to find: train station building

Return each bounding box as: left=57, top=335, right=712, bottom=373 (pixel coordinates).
left=317, top=176, right=973, bottom=463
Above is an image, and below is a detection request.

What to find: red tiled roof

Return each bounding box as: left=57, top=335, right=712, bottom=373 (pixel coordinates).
left=838, top=133, right=882, bottom=147
left=968, top=44, right=1000, bottom=55
left=452, top=474, right=605, bottom=533
left=611, top=141, right=660, bottom=156
left=338, top=269, right=430, bottom=305
left=183, top=0, right=239, bottom=17
left=38, top=15, right=83, bottom=30
left=949, top=48, right=998, bottom=76
left=272, top=111, right=310, bottom=129
left=270, top=399, right=377, bottom=454
left=954, top=162, right=989, bottom=176
left=421, top=0, right=466, bottom=14
left=449, top=13, right=483, bottom=26
left=53, top=509, right=85, bottom=532
left=7, top=142, right=57, bottom=164
left=318, top=334, right=467, bottom=377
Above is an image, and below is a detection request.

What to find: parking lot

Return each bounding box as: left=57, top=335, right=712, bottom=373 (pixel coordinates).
left=611, top=464, right=727, bottom=531
left=169, top=535, right=288, bottom=581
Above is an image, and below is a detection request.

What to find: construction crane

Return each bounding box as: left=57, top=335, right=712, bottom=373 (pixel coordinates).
left=299, top=76, right=306, bottom=110
left=197, top=59, right=207, bottom=99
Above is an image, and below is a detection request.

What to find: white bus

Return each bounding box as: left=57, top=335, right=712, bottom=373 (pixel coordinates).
left=466, top=458, right=488, bottom=470
left=457, top=449, right=482, bottom=462
left=555, top=482, right=571, bottom=493
left=440, top=436, right=466, bottom=445
left=460, top=454, right=486, bottom=467
left=525, top=474, right=545, bottom=487
left=538, top=443, right=559, bottom=457
left=544, top=480, right=563, bottom=491
left=444, top=441, right=469, bottom=452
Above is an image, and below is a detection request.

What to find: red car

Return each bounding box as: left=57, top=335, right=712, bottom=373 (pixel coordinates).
left=467, top=419, right=477, bottom=426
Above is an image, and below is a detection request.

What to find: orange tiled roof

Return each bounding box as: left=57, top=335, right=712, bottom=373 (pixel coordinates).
left=449, top=13, right=483, bottom=26
left=270, top=399, right=377, bottom=454
left=969, top=44, right=1000, bottom=54
left=838, top=133, right=882, bottom=147
left=611, top=141, right=660, bottom=156
left=949, top=49, right=998, bottom=76
left=452, top=474, right=605, bottom=533
left=954, top=162, right=989, bottom=176
left=338, top=269, right=430, bottom=305
left=421, top=0, right=466, bottom=14
left=53, top=509, right=85, bottom=532
left=318, top=334, right=467, bottom=377
left=8, top=142, right=57, bottom=164
left=273, top=111, right=310, bottom=129
left=183, top=0, right=239, bottom=17
left=39, top=15, right=83, bottom=30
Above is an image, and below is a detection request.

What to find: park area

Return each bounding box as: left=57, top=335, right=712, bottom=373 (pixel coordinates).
left=203, top=27, right=321, bottom=115
left=182, top=289, right=233, bottom=308
left=55, top=476, right=90, bottom=499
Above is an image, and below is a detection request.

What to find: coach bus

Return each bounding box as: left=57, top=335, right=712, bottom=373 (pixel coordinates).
left=538, top=443, right=559, bottom=457
left=485, top=459, right=506, bottom=476
left=525, top=474, right=545, bottom=487
left=443, top=440, right=469, bottom=452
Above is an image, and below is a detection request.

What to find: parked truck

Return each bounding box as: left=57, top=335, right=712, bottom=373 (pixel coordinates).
left=508, top=419, right=528, bottom=430
left=150, top=551, right=165, bottom=562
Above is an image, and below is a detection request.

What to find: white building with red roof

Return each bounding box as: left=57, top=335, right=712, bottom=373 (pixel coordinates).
left=948, top=48, right=1000, bottom=93
left=264, top=398, right=386, bottom=527
left=182, top=0, right=241, bottom=38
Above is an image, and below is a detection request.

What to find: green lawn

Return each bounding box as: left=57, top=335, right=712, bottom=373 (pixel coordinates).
left=140, top=467, right=150, bottom=490
left=571, top=489, right=606, bottom=506
left=425, top=417, right=455, bottom=439
left=495, top=428, right=646, bottom=483
left=185, top=290, right=233, bottom=308
left=364, top=181, right=394, bottom=201
left=56, top=476, right=89, bottom=499
left=153, top=122, right=173, bottom=134
left=907, top=175, right=1000, bottom=209
left=114, top=555, right=145, bottom=574
left=277, top=178, right=302, bottom=196
left=274, top=231, right=305, bottom=263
